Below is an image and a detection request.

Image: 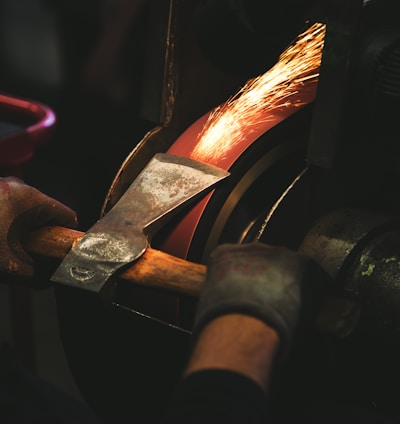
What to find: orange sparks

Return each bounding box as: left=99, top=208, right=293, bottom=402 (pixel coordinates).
left=190, top=22, right=326, bottom=163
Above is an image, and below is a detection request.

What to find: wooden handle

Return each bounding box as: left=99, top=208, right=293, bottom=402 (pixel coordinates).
left=23, top=226, right=206, bottom=297
left=23, top=226, right=359, bottom=337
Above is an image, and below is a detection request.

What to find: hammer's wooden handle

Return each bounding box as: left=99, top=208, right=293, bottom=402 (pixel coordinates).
left=23, top=226, right=205, bottom=297
left=23, top=226, right=359, bottom=337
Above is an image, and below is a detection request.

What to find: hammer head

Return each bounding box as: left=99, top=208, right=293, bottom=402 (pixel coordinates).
left=51, top=153, right=229, bottom=300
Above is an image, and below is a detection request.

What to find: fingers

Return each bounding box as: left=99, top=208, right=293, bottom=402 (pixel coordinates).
left=0, top=177, right=78, bottom=282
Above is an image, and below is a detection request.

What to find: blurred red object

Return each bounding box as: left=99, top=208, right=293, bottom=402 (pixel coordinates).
left=0, top=92, right=56, bottom=170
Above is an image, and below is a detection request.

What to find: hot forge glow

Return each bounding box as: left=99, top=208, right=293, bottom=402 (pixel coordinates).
left=190, top=22, right=326, bottom=163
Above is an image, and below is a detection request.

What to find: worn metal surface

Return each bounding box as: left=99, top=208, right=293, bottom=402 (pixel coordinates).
left=51, top=153, right=229, bottom=299
left=344, top=228, right=400, bottom=341
left=299, top=208, right=400, bottom=279
left=300, top=207, right=400, bottom=340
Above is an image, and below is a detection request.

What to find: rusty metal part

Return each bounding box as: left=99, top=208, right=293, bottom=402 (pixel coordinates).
left=51, top=153, right=229, bottom=299
left=344, top=228, right=400, bottom=341
left=313, top=296, right=361, bottom=339
left=299, top=208, right=400, bottom=279
left=300, top=207, right=400, bottom=339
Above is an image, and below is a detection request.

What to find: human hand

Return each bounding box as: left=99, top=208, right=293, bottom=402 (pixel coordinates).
left=192, top=242, right=329, bottom=359
left=0, top=177, right=78, bottom=283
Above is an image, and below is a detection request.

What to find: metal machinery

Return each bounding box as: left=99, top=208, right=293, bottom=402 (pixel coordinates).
left=53, top=1, right=400, bottom=422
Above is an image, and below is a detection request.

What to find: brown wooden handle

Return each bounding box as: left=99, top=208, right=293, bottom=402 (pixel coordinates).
left=23, top=226, right=205, bottom=297
left=23, top=226, right=358, bottom=337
